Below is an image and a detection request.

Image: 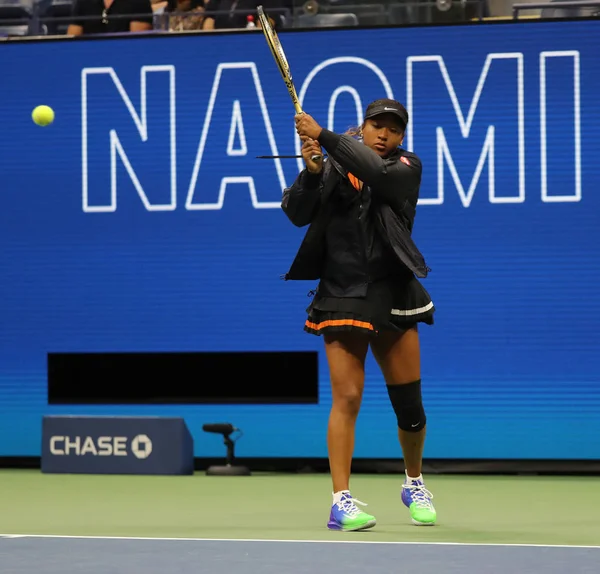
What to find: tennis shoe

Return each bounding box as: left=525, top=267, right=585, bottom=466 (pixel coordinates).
left=327, top=491, right=376, bottom=531
left=401, top=475, right=436, bottom=525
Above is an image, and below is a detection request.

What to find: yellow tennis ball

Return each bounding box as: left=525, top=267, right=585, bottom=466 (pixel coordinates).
left=32, top=105, right=54, bottom=127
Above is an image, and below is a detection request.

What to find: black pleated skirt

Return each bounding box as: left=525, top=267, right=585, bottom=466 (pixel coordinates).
left=304, top=275, right=435, bottom=336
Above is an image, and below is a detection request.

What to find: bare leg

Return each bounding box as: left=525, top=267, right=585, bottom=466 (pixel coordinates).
left=370, top=327, right=436, bottom=525
left=323, top=332, right=370, bottom=493
left=370, top=327, right=425, bottom=477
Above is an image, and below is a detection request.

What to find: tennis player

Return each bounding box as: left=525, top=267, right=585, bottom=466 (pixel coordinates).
left=281, top=99, right=436, bottom=531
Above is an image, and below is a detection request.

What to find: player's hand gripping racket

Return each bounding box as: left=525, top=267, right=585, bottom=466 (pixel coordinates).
left=257, top=5, right=322, bottom=163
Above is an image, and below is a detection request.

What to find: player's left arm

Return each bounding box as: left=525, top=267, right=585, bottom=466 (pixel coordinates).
left=295, top=113, right=421, bottom=212
left=295, top=114, right=422, bottom=212
left=318, top=130, right=421, bottom=211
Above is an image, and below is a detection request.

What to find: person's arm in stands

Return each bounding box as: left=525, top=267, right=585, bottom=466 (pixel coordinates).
left=202, top=0, right=217, bottom=28
left=253, top=0, right=277, bottom=28
left=129, top=0, right=154, bottom=31
left=66, top=0, right=84, bottom=35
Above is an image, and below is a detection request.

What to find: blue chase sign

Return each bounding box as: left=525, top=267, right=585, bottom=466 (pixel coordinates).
left=41, top=416, right=194, bottom=475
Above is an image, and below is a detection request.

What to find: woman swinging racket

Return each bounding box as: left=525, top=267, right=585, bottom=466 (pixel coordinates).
left=281, top=99, right=436, bottom=531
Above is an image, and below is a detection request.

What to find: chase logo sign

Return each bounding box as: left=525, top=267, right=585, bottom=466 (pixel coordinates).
left=130, top=434, right=153, bottom=459
left=48, top=433, right=153, bottom=459
left=41, top=416, right=193, bottom=475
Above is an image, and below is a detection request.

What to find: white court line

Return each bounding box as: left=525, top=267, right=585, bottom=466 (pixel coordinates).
left=0, top=534, right=599, bottom=549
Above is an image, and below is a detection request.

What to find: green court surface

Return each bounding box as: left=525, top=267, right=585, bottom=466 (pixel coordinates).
left=1, top=470, right=599, bottom=546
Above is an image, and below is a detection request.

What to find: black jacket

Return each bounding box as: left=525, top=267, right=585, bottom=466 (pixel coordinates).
left=281, top=129, right=430, bottom=282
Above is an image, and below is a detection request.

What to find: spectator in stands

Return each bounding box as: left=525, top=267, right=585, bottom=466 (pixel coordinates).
left=202, top=0, right=282, bottom=29
left=167, top=0, right=205, bottom=30
left=66, top=0, right=154, bottom=34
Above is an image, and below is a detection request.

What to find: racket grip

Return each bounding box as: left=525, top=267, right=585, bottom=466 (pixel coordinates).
left=310, top=153, right=322, bottom=162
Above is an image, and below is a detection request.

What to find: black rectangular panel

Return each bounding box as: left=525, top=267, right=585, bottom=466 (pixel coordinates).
left=47, top=351, right=318, bottom=405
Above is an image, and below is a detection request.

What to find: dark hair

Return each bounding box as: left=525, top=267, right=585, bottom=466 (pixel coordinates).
left=345, top=125, right=362, bottom=137
left=167, top=0, right=204, bottom=11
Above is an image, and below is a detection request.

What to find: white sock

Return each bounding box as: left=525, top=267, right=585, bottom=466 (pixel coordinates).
left=405, top=472, right=423, bottom=483
left=332, top=490, right=350, bottom=505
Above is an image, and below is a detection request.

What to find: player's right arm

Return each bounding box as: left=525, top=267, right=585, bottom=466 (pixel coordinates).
left=281, top=138, right=324, bottom=227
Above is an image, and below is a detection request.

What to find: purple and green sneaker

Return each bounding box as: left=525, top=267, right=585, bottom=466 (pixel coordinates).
left=401, top=475, right=436, bottom=525
left=327, top=491, right=376, bottom=531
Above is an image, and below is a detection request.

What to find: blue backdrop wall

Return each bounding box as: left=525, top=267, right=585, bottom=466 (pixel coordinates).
left=1, top=19, right=599, bottom=460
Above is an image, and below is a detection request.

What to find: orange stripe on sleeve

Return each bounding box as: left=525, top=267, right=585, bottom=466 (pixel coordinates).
left=348, top=173, right=363, bottom=191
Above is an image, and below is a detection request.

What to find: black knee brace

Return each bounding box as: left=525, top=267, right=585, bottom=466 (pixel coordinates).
left=386, top=380, right=426, bottom=432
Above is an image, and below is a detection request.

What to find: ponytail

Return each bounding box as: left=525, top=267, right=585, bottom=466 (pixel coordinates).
left=344, top=125, right=363, bottom=138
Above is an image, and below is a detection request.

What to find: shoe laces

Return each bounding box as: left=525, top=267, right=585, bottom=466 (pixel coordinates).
left=403, top=483, right=434, bottom=509
left=336, top=494, right=367, bottom=516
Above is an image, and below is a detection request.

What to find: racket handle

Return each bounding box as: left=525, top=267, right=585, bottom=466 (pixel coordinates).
left=310, top=153, right=322, bottom=162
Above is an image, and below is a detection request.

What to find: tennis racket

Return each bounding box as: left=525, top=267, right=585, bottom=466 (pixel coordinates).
left=257, top=5, right=322, bottom=162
